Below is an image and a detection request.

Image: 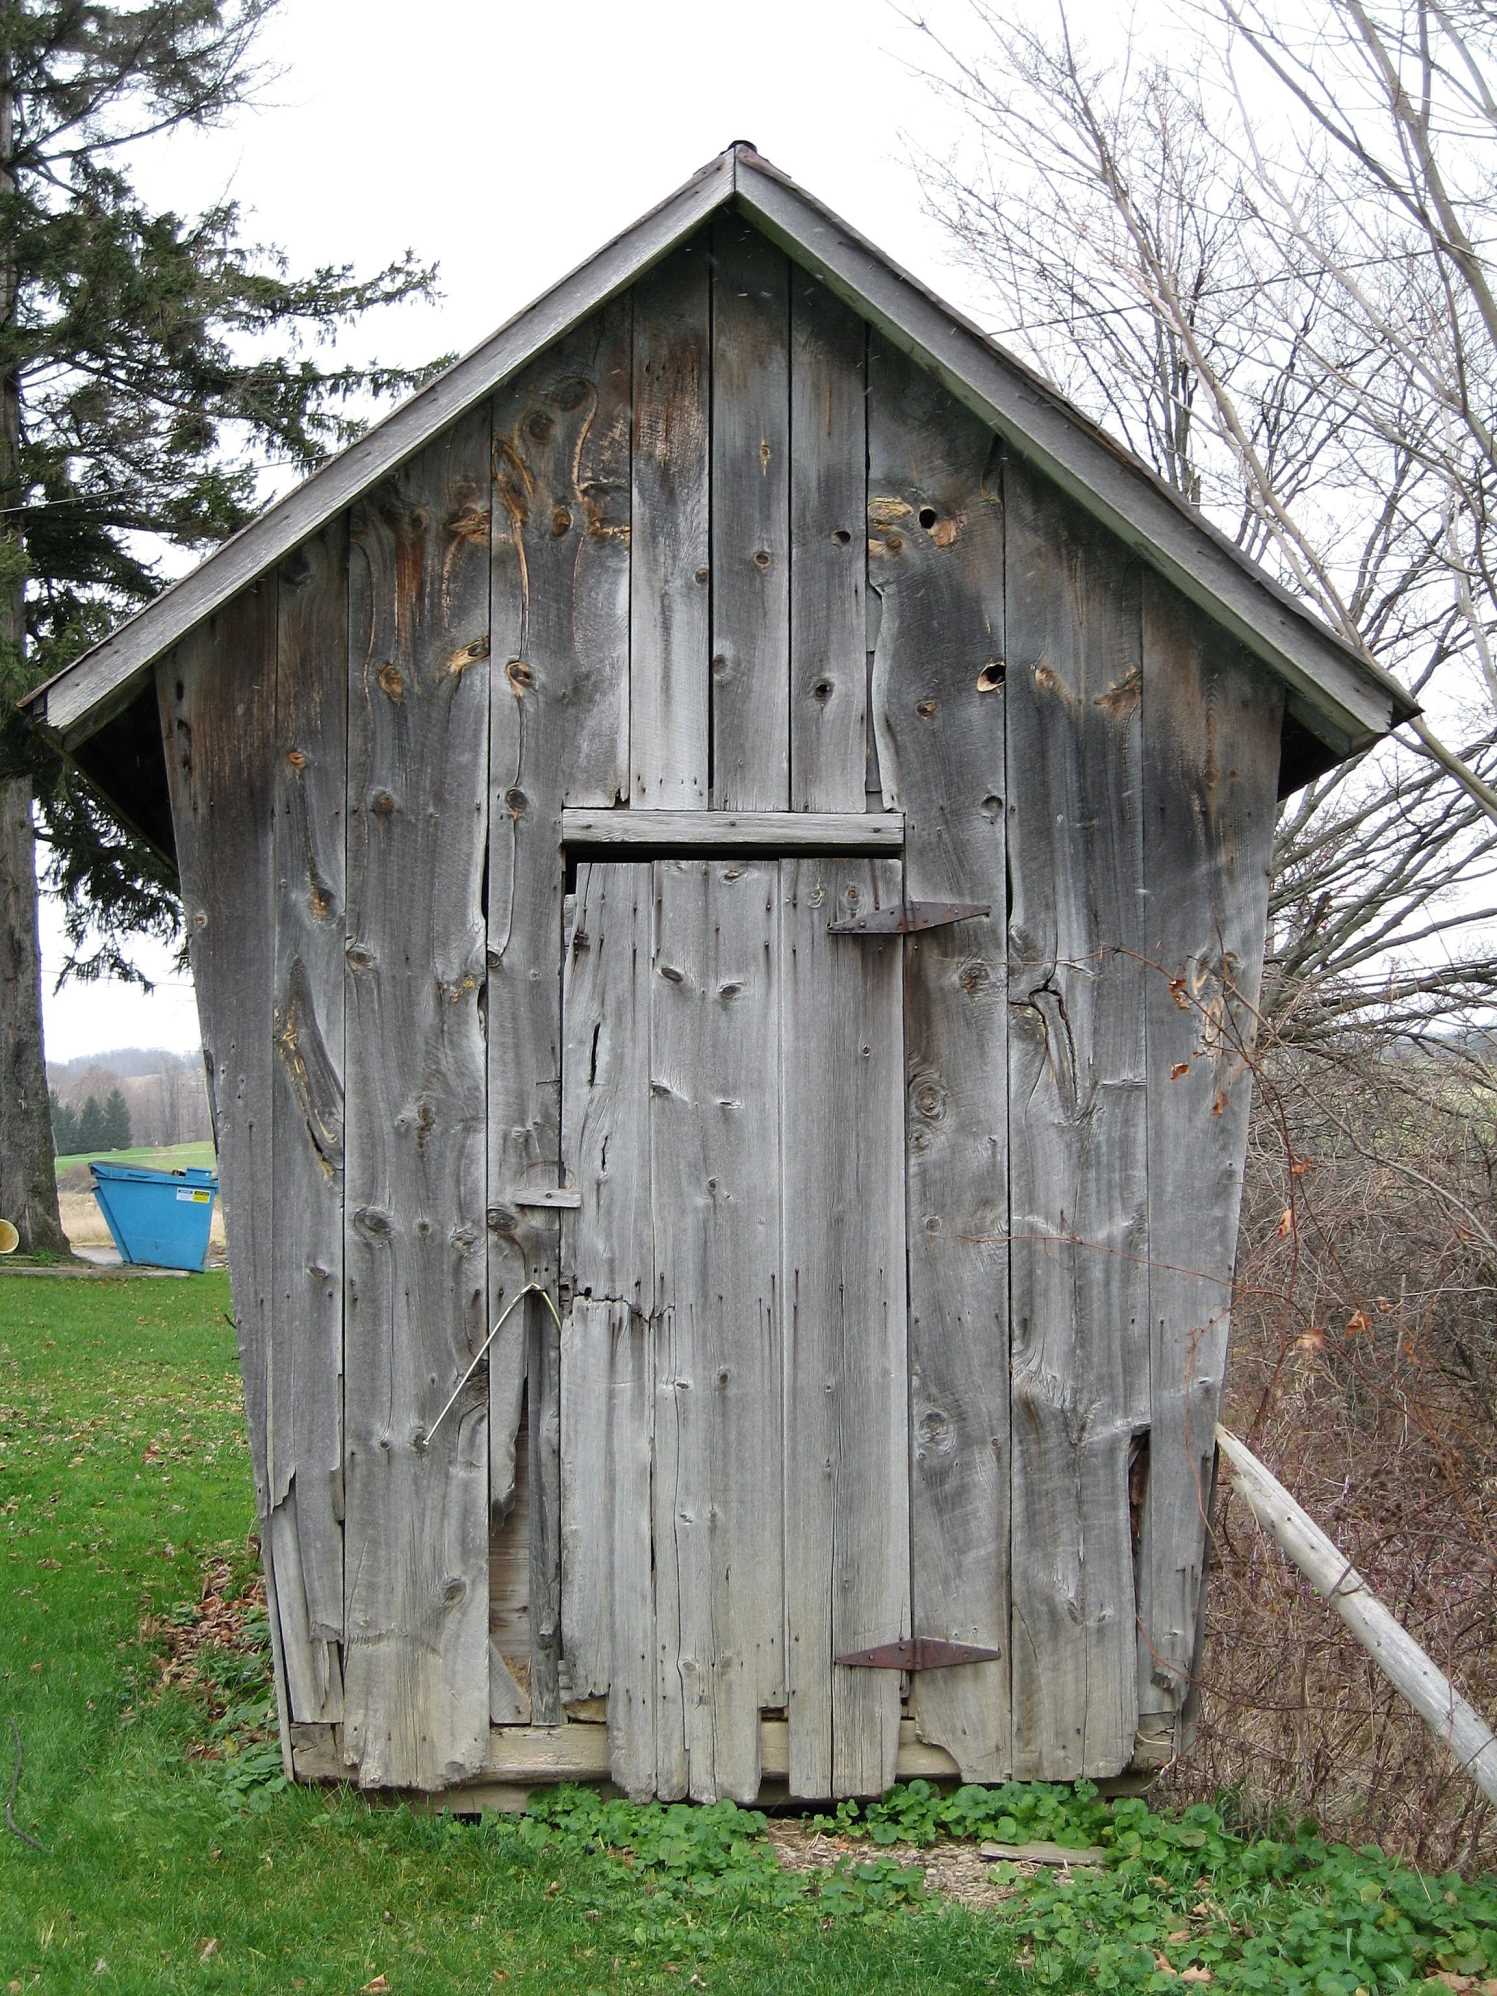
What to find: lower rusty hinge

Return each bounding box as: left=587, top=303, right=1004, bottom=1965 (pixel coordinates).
left=836, top=1636, right=1002, bottom=1670
left=828, top=900, right=990, bottom=935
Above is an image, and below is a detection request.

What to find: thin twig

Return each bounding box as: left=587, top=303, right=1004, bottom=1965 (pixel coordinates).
left=5, top=1719, right=49, bottom=1854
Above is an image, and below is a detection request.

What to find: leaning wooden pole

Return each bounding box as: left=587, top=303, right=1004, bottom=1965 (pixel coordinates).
left=1216, top=1426, right=1497, bottom=1808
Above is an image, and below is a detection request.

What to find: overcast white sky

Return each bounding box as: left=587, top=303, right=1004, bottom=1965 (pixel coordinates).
left=39, top=0, right=1011, bottom=1061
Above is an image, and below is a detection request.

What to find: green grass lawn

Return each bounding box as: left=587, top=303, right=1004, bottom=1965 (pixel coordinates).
left=53, top=1141, right=217, bottom=1176
left=2, top=1274, right=1494, bottom=1995
left=0, top=1274, right=1036, bottom=1995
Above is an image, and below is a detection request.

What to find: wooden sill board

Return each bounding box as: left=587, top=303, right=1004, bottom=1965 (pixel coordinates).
left=290, top=1716, right=957, bottom=1788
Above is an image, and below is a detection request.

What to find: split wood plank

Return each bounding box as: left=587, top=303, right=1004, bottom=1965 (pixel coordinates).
left=489, top=1419, right=531, bottom=1708
left=631, top=240, right=710, bottom=807
left=789, top=277, right=867, bottom=812
left=1135, top=574, right=1281, bottom=1753
left=341, top=407, right=493, bottom=1791
left=489, top=303, right=633, bottom=1726
left=866, top=338, right=1011, bottom=1780
left=651, top=858, right=784, bottom=1802
left=267, top=521, right=349, bottom=1725
left=563, top=809, right=902, bottom=851
left=559, top=862, right=656, bottom=1798
left=1004, top=462, right=1147, bottom=1778
left=156, top=588, right=284, bottom=1720
left=710, top=215, right=790, bottom=809
left=782, top=857, right=909, bottom=1799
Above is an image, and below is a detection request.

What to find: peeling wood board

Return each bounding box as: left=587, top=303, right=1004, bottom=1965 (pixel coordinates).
left=341, top=408, right=493, bottom=1791
left=156, top=588, right=283, bottom=1715
left=1005, top=462, right=1147, bottom=1778
left=710, top=215, right=790, bottom=808
left=559, top=862, right=656, bottom=1798
left=630, top=240, right=710, bottom=807
left=789, top=279, right=867, bottom=812
left=1134, top=574, right=1281, bottom=1749
left=268, top=521, right=348, bottom=1725
left=782, top=858, right=909, bottom=1798
left=652, top=858, right=784, bottom=1802
left=867, top=340, right=1011, bottom=1781
left=156, top=598, right=276, bottom=1512
left=563, top=809, right=902, bottom=852
left=156, top=601, right=275, bottom=1517
left=489, top=305, right=632, bottom=1726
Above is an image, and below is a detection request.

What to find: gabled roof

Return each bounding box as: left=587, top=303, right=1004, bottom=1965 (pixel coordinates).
left=25, top=141, right=1416, bottom=767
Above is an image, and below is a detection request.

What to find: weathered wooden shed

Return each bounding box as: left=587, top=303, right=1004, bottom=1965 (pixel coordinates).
left=27, top=145, right=1415, bottom=1805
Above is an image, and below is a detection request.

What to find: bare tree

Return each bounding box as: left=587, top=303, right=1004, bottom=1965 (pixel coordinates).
left=902, top=0, right=1497, bottom=1040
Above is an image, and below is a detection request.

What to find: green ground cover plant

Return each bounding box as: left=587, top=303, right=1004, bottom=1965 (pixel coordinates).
left=1, top=1271, right=1494, bottom=1994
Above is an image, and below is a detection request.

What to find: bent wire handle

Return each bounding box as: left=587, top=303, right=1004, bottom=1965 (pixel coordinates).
left=421, top=1280, right=564, bottom=1449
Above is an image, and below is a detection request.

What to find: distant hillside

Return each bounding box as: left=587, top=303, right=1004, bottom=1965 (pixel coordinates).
left=49, top=1046, right=198, bottom=1083
left=49, top=1047, right=211, bottom=1149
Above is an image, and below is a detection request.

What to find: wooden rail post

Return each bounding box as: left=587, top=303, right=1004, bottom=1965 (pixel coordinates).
left=1216, top=1426, right=1497, bottom=1807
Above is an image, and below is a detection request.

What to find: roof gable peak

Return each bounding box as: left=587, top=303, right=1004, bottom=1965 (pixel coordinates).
left=27, top=142, right=1412, bottom=770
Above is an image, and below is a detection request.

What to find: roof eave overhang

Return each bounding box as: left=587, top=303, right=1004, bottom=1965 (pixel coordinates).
left=26, top=142, right=1416, bottom=772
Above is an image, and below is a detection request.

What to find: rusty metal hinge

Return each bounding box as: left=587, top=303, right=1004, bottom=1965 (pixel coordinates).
left=827, top=900, right=990, bottom=935
left=835, top=1636, right=1002, bottom=1670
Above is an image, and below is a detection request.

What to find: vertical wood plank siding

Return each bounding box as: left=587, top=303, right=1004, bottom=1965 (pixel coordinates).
left=268, top=520, right=349, bottom=1725
left=489, top=304, right=633, bottom=1726
left=867, top=338, right=1013, bottom=1782
left=172, top=220, right=1289, bottom=1799
left=341, top=406, right=493, bottom=1790
left=651, top=858, right=784, bottom=1801
left=789, top=280, right=866, bottom=811
left=156, top=586, right=279, bottom=1710
left=630, top=239, right=711, bottom=807
left=1135, top=577, right=1281, bottom=1754
left=782, top=857, right=909, bottom=1798
left=560, top=864, right=656, bottom=1796
left=710, top=216, right=790, bottom=808
left=1005, top=463, right=1147, bottom=1777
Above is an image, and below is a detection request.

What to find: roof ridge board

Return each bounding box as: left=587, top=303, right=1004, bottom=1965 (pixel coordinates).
left=29, top=145, right=739, bottom=744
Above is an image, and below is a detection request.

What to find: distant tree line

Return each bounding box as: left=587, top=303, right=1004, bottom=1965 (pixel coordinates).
left=48, top=1051, right=211, bottom=1150
left=50, top=1087, right=130, bottom=1156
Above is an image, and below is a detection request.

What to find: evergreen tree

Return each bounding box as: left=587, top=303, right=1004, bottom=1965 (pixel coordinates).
left=0, top=1, right=440, bottom=1252
left=74, top=1092, right=104, bottom=1151
left=49, top=1087, right=76, bottom=1152
left=102, top=1085, right=129, bottom=1149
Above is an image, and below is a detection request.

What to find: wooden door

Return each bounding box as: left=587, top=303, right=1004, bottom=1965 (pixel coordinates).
left=558, top=855, right=908, bottom=1803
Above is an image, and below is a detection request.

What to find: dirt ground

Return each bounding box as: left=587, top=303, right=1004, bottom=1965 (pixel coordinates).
left=762, top=1821, right=1064, bottom=1911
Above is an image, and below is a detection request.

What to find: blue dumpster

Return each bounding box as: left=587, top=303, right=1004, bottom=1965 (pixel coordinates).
left=89, top=1161, right=220, bottom=1272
